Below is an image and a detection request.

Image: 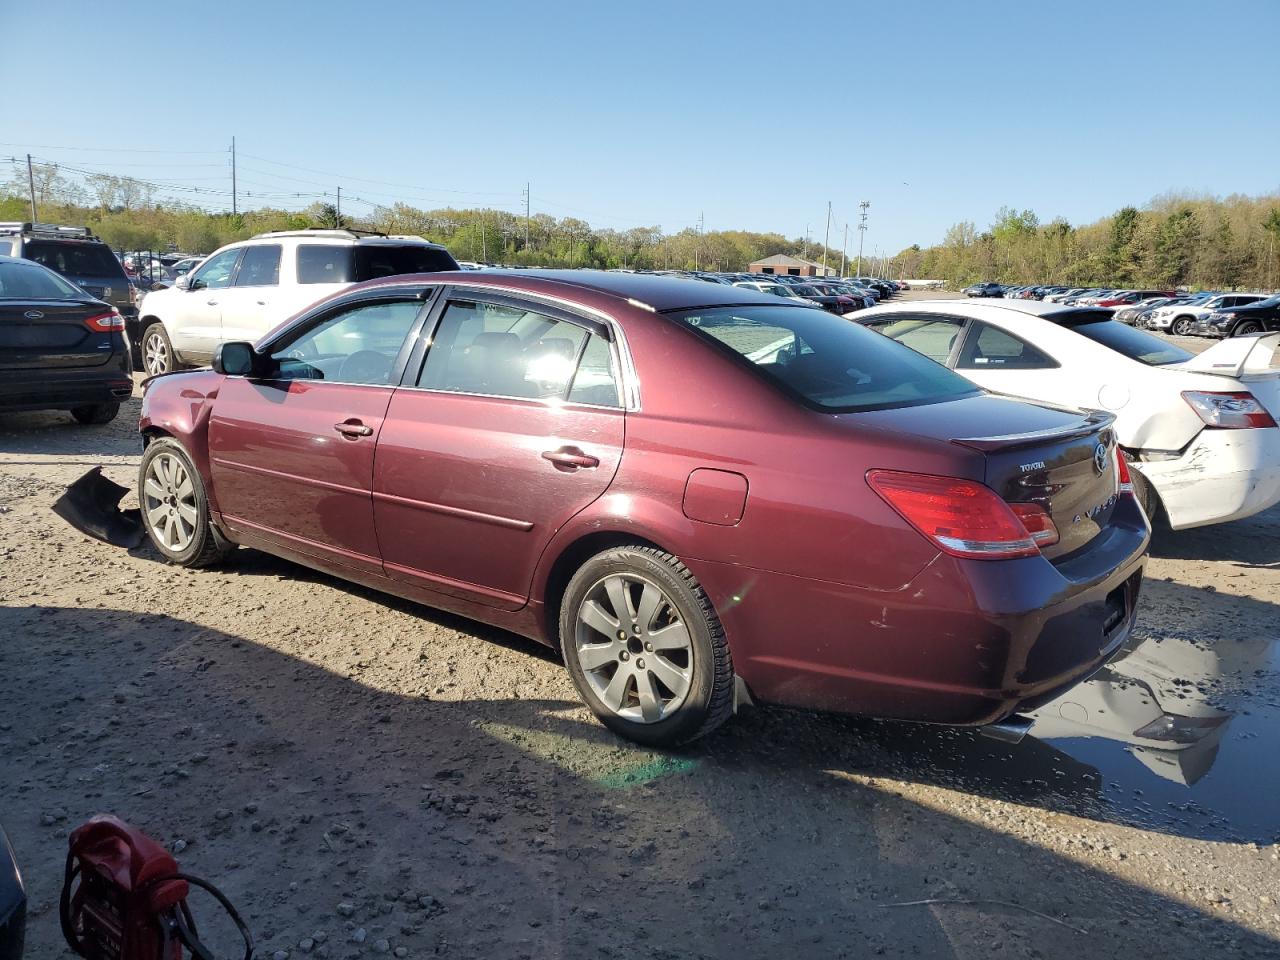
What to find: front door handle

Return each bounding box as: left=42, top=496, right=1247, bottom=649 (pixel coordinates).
left=207, top=300, right=218, bottom=306
left=334, top=420, right=374, bottom=438
left=541, top=447, right=599, bottom=469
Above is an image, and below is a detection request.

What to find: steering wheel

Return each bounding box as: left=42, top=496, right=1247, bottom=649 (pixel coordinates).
left=338, top=350, right=391, bottom=384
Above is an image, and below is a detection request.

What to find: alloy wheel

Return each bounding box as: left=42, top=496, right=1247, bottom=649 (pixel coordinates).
left=144, top=331, right=169, bottom=375
left=143, top=452, right=197, bottom=552
left=575, top=573, right=693, bottom=724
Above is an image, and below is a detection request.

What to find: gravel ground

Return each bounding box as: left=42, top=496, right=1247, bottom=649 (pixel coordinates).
left=2, top=295, right=1278, bottom=959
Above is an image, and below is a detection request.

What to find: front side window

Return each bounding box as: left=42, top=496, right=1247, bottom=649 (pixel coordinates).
left=957, top=324, right=1056, bottom=369
left=418, top=300, right=612, bottom=402
left=671, top=305, right=980, bottom=413
left=874, top=317, right=965, bottom=364
left=189, top=248, right=241, bottom=290
left=233, top=245, right=281, bottom=287
left=296, top=245, right=354, bottom=284
left=268, top=300, right=422, bottom=384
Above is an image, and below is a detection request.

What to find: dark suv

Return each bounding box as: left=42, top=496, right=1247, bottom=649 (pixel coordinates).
left=0, top=222, right=134, bottom=321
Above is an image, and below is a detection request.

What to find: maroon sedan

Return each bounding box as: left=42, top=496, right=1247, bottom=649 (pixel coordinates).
left=137, top=271, right=1149, bottom=746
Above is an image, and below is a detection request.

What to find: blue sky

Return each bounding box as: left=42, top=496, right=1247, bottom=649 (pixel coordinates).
left=3, top=0, right=1277, bottom=254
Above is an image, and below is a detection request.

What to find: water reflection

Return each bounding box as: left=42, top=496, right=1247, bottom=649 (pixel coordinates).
left=1025, top=628, right=1279, bottom=841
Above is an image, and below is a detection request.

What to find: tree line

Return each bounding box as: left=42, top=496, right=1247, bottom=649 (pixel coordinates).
left=897, top=193, right=1280, bottom=290
left=5, top=161, right=1279, bottom=288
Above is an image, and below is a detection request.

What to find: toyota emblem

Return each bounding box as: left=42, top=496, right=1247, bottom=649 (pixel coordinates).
left=24, top=310, right=43, bottom=320
left=1093, top=443, right=1108, bottom=475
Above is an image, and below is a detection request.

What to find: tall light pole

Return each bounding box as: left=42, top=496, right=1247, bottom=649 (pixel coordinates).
left=856, top=200, right=870, bottom=276
left=230, top=137, right=237, bottom=216
left=523, top=182, right=531, bottom=251
left=840, top=223, right=848, bottom=276
left=822, top=201, right=832, bottom=276
left=26, top=154, right=37, bottom=221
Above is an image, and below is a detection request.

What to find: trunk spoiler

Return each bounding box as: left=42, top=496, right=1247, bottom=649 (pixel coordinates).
left=951, top=409, right=1115, bottom=452
left=1172, top=332, right=1280, bottom=379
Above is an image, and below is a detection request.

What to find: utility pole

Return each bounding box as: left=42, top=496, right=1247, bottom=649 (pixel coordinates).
left=856, top=200, right=870, bottom=276
left=695, top=211, right=704, bottom=270
left=26, top=154, right=37, bottom=221
left=336, top=186, right=341, bottom=228
left=523, top=182, right=531, bottom=251
left=480, top=216, right=487, bottom=261
left=803, top=224, right=810, bottom=261
left=822, top=201, right=832, bottom=276
left=230, top=137, right=237, bottom=216
left=840, top=223, right=848, bottom=276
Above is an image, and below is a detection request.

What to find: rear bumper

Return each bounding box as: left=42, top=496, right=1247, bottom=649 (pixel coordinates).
left=691, top=495, right=1150, bottom=726
left=1139, top=427, right=1280, bottom=529
left=0, top=361, right=132, bottom=412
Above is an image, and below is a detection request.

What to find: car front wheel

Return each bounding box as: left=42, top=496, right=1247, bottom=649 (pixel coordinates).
left=138, top=438, right=232, bottom=567
left=1171, top=317, right=1193, bottom=336
left=560, top=546, right=734, bottom=747
left=1234, top=321, right=1262, bottom=337
left=142, top=322, right=174, bottom=375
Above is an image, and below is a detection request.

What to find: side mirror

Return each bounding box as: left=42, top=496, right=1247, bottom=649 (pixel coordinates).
left=213, top=341, right=259, bottom=377
left=175, top=274, right=191, bottom=290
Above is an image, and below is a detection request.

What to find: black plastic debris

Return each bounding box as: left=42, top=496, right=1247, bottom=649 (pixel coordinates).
left=51, top=467, right=145, bottom=548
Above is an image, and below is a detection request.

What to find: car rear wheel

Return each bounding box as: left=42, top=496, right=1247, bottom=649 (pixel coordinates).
left=138, top=438, right=232, bottom=567
left=142, top=322, right=174, bottom=376
left=1234, top=321, right=1262, bottom=337
left=70, top=402, right=120, bottom=425
left=560, top=546, right=734, bottom=747
left=1171, top=317, right=1193, bottom=336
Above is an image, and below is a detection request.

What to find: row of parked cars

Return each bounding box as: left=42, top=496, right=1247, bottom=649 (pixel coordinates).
left=963, top=281, right=1280, bottom=338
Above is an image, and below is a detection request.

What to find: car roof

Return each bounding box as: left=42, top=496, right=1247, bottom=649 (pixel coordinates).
left=862, top=298, right=1114, bottom=323
left=362, top=268, right=785, bottom=313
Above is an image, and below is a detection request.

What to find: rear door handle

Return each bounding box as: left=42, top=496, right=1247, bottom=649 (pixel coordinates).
left=334, top=420, right=374, bottom=438
left=256, top=299, right=267, bottom=306
left=207, top=300, right=218, bottom=306
left=541, top=447, right=599, bottom=469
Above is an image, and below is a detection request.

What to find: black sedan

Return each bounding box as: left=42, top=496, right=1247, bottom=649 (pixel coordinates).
left=0, top=255, right=132, bottom=424
left=1191, top=294, right=1280, bottom=338
left=0, top=826, right=23, bottom=960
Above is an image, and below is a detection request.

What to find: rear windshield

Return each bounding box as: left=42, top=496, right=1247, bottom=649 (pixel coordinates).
left=671, top=305, right=982, bottom=412
left=24, top=240, right=124, bottom=278
left=1070, top=320, right=1194, bottom=366
left=0, top=259, right=84, bottom=299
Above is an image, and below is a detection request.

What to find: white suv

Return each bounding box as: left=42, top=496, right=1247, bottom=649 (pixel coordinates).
left=136, top=230, right=458, bottom=374
left=1147, top=293, right=1268, bottom=336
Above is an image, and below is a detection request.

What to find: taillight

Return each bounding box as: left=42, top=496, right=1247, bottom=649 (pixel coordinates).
left=1008, top=502, right=1060, bottom=548
left=866, top=470, right=1046, bottom=560
left=84, top=311, right=125, bottom=333
left=1116, top=448, right=1134, bottom=497
left=1182, top=391, right=1276, bottom=429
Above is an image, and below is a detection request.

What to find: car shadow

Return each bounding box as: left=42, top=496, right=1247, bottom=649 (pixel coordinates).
left=1149, top=503, right=1280, bottom=569
left=2, top=606, right=1276, bottom=960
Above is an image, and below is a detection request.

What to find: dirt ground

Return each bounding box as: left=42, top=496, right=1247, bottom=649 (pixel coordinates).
left=2, top=300, right=1279, bottom=959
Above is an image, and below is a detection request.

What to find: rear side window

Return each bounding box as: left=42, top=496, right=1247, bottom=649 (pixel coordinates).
left=0, top=259, right=83, bottom=299
left=24, top=240, right=124, bottom=279
left=1068, top=321, right=1194, bottom=366
left=0, top=241, right=12, bottom=255
left=297, top=245, right=354, bottom=284
left=671, top=305, right=980, bottom=413
left=353, top=245, right=458, bottom=280
left=418, top=300, right=608, bottom=402
left=234, top=245, right=281, bottom=287
left=957, top=324, right=1056, bottom=369
left=567, top=333, right=621, bottom=407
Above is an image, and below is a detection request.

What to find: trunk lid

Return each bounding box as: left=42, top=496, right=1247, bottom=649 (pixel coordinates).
left=1168, top=333, right=1280, bottom=419
left=856, top=394, right=1123, bottom=560
left=0, top=299, right=113, bottom=369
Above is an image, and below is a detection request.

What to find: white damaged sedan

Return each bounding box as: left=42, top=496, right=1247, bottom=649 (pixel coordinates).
left=859, top=299, right=1280, bottom=530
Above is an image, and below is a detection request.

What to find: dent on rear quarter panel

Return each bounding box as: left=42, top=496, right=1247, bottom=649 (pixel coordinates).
left=139, top=370, right=224, bottom=510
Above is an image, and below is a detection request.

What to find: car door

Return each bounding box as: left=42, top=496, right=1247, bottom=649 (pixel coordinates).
left=208, top=292, right=429, bottom=575
left=373, top=292, right=626, bottom=610
left=174, top=247, right=242, bottom=360
left=219, top=243, right=282, bottom=344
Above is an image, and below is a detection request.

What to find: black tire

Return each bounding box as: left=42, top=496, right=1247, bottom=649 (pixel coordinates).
left=138, top=437, right=232, bottom=567
left=1128, top=462, right=1161, bottom=525
left=1234, top=320, right=1262, bottom=337
left=1171, top=317, right=1193, bottom=336
left=559, top=545, right=734, bottom=747
left=70, top=402, right=119, bottom=425
left=141, top=321, right=175, bottom=376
